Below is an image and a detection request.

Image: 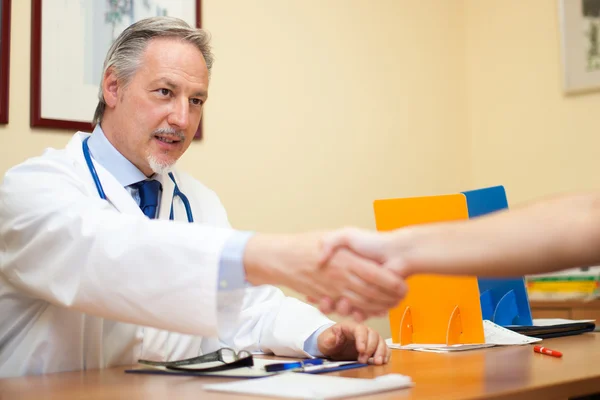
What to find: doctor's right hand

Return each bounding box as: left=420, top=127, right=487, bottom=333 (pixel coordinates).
left=243, top=232, right=408, bottom=321
left=315, top=227, right=416, bottom=318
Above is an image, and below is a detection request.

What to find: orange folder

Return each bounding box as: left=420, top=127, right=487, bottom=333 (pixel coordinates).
left=374, top=194, right=485, bottom=345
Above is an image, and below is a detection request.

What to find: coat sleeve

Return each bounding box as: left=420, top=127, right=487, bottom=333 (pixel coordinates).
left=0, top=157, right=235, bottom=337
left=215, top=286, right=333, bottom=357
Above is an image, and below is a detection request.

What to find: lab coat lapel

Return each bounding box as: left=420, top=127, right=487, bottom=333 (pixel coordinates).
left=156, top=172, right=175, bottom=221
left=67, top=132, right=145, bottom=217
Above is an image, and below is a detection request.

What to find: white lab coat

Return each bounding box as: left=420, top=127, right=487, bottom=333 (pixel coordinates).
left=0, top=132, right=332, bottom=378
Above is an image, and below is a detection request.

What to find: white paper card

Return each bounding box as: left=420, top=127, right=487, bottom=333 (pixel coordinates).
left=204, top=373, right=413, bottom=399
left=482, top=320, right=541, bottom=345
left=531, top=318, right=594, bottom=326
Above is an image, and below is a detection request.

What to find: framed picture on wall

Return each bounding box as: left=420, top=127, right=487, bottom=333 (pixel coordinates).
left=559, top=0, right=600, bottom=93
left=0, top=0, right=11, bottom=124
left=30, top=0, right=204, bottom=139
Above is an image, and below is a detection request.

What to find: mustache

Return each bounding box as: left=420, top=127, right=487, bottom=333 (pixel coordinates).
left=152, top=128, right=185, bottom=141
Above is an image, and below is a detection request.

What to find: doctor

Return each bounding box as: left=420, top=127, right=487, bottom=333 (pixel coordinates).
left=0, top=17, right=400, bottom=377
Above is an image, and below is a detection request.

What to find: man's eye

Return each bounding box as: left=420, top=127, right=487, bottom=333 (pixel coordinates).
left=190, top=98, right=203, bottom=106
left=159, top=88, right=170, bottom=96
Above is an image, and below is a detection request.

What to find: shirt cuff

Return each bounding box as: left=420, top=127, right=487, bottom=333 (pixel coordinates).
left=218, top=231, right=254, bottom=291
left=303, top=323, right=335, bottom=357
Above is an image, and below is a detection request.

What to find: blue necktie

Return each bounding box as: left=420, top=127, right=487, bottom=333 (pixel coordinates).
left=132, top=180, right=162, bottom=219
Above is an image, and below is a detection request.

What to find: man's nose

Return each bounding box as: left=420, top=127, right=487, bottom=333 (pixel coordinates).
left=168, top=99, right=189, bottom=129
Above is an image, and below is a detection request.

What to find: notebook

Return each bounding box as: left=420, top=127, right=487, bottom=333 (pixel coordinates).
left=507, top=318, right=596, bottom=339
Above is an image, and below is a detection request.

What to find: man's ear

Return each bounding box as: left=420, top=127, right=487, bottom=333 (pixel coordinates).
left=102, top=67, right=120, bottom=108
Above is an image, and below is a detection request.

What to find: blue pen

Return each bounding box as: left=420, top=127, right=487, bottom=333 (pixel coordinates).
left=264, top=359, right=324, bottom=372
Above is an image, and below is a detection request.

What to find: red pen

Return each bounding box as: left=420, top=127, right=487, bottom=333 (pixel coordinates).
left=533, top=345, right=563, bottom=358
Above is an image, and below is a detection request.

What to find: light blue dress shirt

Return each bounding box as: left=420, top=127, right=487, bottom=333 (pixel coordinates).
left=86, top=126, right=327, bottom=355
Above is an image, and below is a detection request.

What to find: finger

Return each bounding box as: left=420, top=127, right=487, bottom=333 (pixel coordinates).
left=351, top=309, right=367, bottom=323
left=287, top=270, right=338, bottom=303
left=362, top=328, right=379, bottom=364
left=341, top=273, right=403, bottom=310
left=347, top=257, right=408, bottom=300
left=307, top=296, right=318, bottom=304
left=340, top=287, right=402, bottom=314
left=326, top=252, right=405, bottom=313
left=318, top=325, right=339, bottom=353
left=332, top=249, right=406, bottom=302
left=319, top=324, right=350, bottom=357
left=323, top=325, right=339, bottom=351
left=354, top=308, right=387, bottom=322
left=319, top=297, right=335, bottom=314
left=341, top=323, right=366, bottom=355
left=369, top=310, right=387, bottom=318
left=334, top=298, right=352, bottom=316
left=371, top=335, right=388, bottom=365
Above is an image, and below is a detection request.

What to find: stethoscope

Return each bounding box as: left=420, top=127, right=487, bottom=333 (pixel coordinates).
left=82, top=136, right=194, bottom=222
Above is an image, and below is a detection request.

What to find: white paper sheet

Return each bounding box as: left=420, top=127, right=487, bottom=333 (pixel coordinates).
left=531, top=318, right=594, bottom=326
left=386, top=320, right=541, bottom=353
left=204, top=373, right=413, bottom=399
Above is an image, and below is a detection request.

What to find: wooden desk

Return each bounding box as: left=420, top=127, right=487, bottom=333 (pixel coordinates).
left=1, top=334, right=599, bottom=400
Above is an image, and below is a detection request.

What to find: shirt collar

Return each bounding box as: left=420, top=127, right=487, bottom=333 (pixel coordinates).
left=86, top=124, right=149, bottom=187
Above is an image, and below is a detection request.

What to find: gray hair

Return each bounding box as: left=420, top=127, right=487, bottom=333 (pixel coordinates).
left=92, top=16, right=213, bottom=125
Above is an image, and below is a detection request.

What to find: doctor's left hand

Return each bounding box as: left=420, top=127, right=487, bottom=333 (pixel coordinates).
left=317, top=321, right=390, bottom=365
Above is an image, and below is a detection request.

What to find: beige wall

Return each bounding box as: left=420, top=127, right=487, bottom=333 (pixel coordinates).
left=197, top=0, right=470, bottom=232
left=466, top=0, right=600, bottom=203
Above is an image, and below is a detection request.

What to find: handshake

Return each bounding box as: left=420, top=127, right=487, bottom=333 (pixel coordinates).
left=243, top=228, right=416, bottom=322
left=244, top=191, right=594, bottom=321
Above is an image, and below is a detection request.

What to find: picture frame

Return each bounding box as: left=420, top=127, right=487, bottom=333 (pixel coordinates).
left=558, top=0, right=600, bottom=93
left=0, top=0, right=11, bottom=124
left=30, top=0, right=204, bottom=139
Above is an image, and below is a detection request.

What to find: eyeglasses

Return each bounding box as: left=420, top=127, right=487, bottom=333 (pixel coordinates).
left=139, top=348, right=253, bottom=373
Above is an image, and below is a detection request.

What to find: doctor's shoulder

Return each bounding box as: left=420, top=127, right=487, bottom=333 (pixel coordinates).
left=1, top=146, right=89, bottom=196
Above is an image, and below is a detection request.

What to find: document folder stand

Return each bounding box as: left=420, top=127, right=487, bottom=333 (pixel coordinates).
left=446, top=306, right=463, bottom=345
left=462, top=186, right=533, bottom=327
left=376, top=194, right=485, bottom=346
left=398, top=305, right=465, bottom=346
left=493, top=290, right=520, bottom=326
left=398, top=306, right=413, bottom=345
left=380, top=186, right=537, bottom=345
left=480, top=288, right=523, bottom=326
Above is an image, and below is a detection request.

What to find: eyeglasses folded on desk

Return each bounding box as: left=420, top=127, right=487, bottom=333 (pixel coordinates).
left=125, top=348, right=367, bottom=378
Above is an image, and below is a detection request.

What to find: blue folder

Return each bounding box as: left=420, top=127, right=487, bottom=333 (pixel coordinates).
left=461, top=186, right=533, bottom=326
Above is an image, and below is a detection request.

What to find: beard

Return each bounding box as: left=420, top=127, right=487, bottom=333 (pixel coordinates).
left=146, top=153, right=175, bottom=175
left=146, top=128, right=185, bottom=174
